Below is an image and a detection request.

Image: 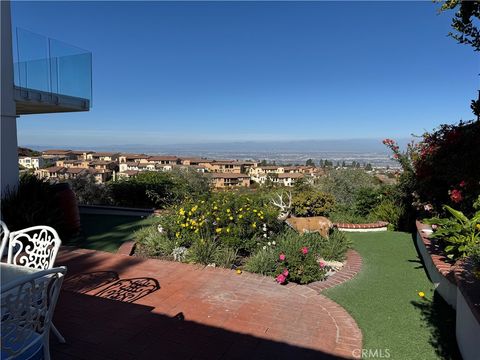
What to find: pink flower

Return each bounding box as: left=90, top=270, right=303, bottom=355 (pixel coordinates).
left=279, top=253, right=286, bottom=261
left=319, top=261, right=326, bottom=268
left=450, top=189, right=463, bottom=203
left=301, top=247, right=309, bottom=255
left=459, top=181, right=466, bottom=188
left=282, top=268, right=289, bottom=277
left=276, top=274, right=286, bottom=284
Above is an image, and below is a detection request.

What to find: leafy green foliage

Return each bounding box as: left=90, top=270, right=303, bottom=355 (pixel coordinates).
left=245, top=230, right=348, bottom=284
left=316, top=169, right=377, bottom=207
left=291, top=190, right=335, bottom=217
left=439, top=0, right=480, bottom=52
left=425, top=205, right=480, bottom=259
left=214, top=247, right=238, bottom=268
left=244, top=248, right=278, bottom=275
left=109, top=170, right=211, bottom=209
left=385, top=121, right=480, bottom=219
left=186, top=238, right=218, bottom=265
left=68, top=173, right=112, bottom=205
left=134, top=219, right=179, bottom=258
left=372, top=200, right=404, bottom=231
left=317, top=229, right=352, bottom=261
left=159, top=192, right=283, bottom=254
left=1, top=174, right=65, bottom=234
left=273, top=230, right=326, bottom=284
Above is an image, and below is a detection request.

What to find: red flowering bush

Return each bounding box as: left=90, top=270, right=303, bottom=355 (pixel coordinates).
left=384, top=120, right=480, bottom=217
left=245, top=230, right=332, bottom=284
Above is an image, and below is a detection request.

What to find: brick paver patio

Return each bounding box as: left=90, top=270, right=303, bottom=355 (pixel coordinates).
left=52, top=247, right=362, bottom=359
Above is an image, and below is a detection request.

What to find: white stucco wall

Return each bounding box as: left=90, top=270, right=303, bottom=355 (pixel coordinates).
left=1, top=1, right=19, bottom=200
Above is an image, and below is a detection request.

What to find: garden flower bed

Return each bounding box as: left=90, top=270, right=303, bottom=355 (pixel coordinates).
left=133, top=192, right=352, bottom=285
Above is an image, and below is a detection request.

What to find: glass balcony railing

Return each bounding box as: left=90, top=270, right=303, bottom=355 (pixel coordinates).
left=14, top=28, right=92, bottom=105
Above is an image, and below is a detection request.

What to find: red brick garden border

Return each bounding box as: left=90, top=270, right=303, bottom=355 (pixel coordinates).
left=122, top=242, right=363, bottom=294
left=307, top=249, right=363, bottom=293
left=416, top=221, right=456, bottom=283
left=334, top=221, right=389, bottom=230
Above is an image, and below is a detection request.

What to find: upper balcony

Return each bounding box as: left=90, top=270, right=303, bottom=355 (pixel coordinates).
left=13, top=28, right=92, bottom=115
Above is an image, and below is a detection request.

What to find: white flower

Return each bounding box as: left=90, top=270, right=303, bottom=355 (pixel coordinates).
left=157, top=225, right=164, bottom=233
left=263, top=234, right=267, bottom=238
left=272, top=241, right=276, bottom=245
left=267, top=242, right=271, bottom=246
left=263, top=246, right=267, bottom=250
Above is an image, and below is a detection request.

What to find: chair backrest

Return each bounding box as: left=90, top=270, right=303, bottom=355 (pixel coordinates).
left=0, top=220, right=10, bottom=259
left=7, top=226, right=62, bottom=270
left=1, top=267, right=66, bottom=359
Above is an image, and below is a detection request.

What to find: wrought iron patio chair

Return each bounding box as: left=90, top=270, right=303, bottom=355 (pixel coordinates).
left=1, top=267, right=66, bottom=360
left=7, top=226, right=66, bottom=343
left=0, top=220, right=9, bottom=260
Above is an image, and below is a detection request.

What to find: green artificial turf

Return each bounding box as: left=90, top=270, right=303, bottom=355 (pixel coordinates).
left=324, top=232, right=461, bottom=360
left=65, top=214, right=156, bottom=252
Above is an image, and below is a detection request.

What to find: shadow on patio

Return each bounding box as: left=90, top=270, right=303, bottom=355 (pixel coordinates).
left=53, top=290, right=355, bottom=360
left=52, top=246, right=362, bottom=360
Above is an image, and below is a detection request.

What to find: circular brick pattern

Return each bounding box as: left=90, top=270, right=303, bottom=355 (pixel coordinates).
left=54, top=247, right=363, bottom=359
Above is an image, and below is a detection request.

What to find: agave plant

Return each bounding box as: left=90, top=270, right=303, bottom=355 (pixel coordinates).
left=425, top=205, right=480, bottom=260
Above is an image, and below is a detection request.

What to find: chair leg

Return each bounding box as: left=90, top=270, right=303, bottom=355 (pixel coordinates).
left=51, top=323, right=66, bottom=343
left=44, top=332, right=51, bottom=360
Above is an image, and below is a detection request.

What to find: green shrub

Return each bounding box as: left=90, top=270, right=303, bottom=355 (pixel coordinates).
left=68, top=174, right=112, bottom=205
left=187, top=238, right=218, bottom=265
left=109, top=170, right=211, bottom=209
left=1, top=174, right=65, bottom=234
left=424, top=205, right=480, bottom=260
left=244, top=248, right=277, bottom=275
left=372, top=199, right=404, bottom=230
left=214, top=247, right=238, bottom=268
left=469, top=244, right=480, bottom=269
left=353, top=187, right=383, bottom=217
left=317, top=229, right=352, bottom=261
left=291, top=190, right=335, bottom=217
left=269, top=230, right=326, bottom=284
left=134, top=221, right=178, bottom=258
left=328, top=206, right=376, bottom=224
left=162, top=192, right=283, bottom=253
left=316, top=169, right=377, bottom=207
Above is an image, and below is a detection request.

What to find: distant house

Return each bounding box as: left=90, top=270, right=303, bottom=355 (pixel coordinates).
left=179, top=157, right=213, bottom=166
left=36, top=166, right=66, bottom=180
left=119, top=162, right=156, bottom=172
left=277, top=173, right=305, bottom=187
left=41, top=149, right=74, bottom=159
left=18, top=156, right=45, bottom=169
left=56, top=160, right=90, bottom=169
left=87, top=168, right=112, bottom=183
left=88, top=160, right=118, bottom=171
left=250, top=165, right=284, bottom=175
left=69, top=150, right=94, bottom=161
left=86, top=152, right=120, bottom=162
left=118, top=153, right=149, bottom=163
left=145, top=156, right=180, bottom=165
left=211, top=173, right=250, bottom=188
left=117, top=170, right=139, bottom=179
left=207, top=161, right=244, bottom=173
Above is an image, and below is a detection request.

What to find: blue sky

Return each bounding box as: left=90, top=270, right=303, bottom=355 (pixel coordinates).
left=12, top=1, right=479, bottom=147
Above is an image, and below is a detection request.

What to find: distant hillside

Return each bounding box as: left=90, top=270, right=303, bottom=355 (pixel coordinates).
left=18, top=147, right=41, bottom=157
